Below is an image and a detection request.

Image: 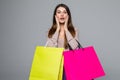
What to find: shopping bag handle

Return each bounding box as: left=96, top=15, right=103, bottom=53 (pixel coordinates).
left=45, top=40, right=49, bottom=47
left=68, top=39, right=83, bottom=50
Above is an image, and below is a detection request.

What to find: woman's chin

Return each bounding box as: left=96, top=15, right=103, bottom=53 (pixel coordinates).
left=59, top=21, right=65, bottom=24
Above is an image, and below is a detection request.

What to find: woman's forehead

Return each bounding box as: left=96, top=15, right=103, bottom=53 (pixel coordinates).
left=57, top=7, right=66, bottom=11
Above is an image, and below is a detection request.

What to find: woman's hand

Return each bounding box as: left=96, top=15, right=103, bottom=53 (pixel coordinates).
left=55, top=15, right=60, bottom=32
left=64, top=16, right=69, bottom=31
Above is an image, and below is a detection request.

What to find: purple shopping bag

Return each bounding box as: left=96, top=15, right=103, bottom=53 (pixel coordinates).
left=63, top=46, right=105, bottom=80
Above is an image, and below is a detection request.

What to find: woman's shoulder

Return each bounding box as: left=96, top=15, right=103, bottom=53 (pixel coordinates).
left=74, top=27, right=79, bottom=33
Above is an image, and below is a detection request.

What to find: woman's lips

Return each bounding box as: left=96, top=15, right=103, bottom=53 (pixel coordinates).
left=60, top=18, right=65, bottom=20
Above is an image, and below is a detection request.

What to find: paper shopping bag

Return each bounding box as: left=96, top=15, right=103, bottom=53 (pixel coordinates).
left=63, top=46, right=105, bottom=80
left=29, top=46, right=64, bottom=80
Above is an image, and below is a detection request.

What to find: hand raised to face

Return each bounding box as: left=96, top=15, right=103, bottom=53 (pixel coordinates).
left=55, top=15, right=60, bottom=32
left=55, top=14, right=69, bottom=32
left=64, top=15, right=69, bottom=31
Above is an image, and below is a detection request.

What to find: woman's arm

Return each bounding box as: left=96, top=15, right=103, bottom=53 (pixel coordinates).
left=46, top=31, right=59, bottom=47
left=65, top=28, right=79, bottom=50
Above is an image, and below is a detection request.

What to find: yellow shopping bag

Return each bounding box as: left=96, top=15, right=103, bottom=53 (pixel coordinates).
left=29, top=46, right=64, bottom=80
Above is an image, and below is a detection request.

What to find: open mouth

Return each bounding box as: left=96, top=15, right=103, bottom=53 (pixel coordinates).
left=60, top=18, right=65, bottom=20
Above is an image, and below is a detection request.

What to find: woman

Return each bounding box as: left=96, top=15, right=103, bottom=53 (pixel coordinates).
left=46, top=3, right=94, bottom=80
left=46, top=3, right=79, bottom=80
left=46, top=3, right=79, bottom=50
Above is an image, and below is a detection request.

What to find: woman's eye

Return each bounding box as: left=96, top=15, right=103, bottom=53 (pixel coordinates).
left=57, top=11, right=61, bottom=14
left=57, top=11, right=67, bottom=14
left=64, top=12, right=67, bottom=14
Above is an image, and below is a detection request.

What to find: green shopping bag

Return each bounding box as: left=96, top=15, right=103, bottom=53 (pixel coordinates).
left=29, top=46, right=64, bottom=80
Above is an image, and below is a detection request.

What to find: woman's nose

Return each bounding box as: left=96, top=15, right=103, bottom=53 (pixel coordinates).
left=60, top=13, right=64, bottom=16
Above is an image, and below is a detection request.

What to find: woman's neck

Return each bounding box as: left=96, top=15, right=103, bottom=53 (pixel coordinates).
left=59, top=23, right=65, bottom=39
left=60, top=23, right=64, bottom=31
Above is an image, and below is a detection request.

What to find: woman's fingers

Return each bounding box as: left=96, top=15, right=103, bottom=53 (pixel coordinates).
left=55, top=15, right=60, bottom=31
left=55, top=15, right=59, bottom=24
left=64, top=16, right=69, bottom=31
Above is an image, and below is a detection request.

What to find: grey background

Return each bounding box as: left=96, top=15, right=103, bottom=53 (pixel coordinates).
left=0, top=0, right=120, bottom=80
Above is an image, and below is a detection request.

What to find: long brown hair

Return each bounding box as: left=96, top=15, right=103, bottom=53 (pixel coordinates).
left=48, top=3, right=76, bottom=49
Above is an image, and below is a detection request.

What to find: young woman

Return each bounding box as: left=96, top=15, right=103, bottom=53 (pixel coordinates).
left=46, top=3, right=79, bottom=80
left=46, top=3, right=79, bottom=50
left=46, top=3, right=94, bottom=80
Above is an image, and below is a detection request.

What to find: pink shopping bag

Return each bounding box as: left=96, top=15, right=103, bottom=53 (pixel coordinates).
left=63, top=46, right=105, bottom=80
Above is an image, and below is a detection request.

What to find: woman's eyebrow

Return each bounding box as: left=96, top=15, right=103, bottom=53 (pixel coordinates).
left=57, top=10, right=61, bottom=11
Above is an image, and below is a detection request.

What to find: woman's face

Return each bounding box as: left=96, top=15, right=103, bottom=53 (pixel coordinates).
left=55, top=7, right=68, bottom=24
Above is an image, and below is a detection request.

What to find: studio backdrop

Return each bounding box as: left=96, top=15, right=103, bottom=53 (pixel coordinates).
left=0, top=0, right=120, bottom=80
